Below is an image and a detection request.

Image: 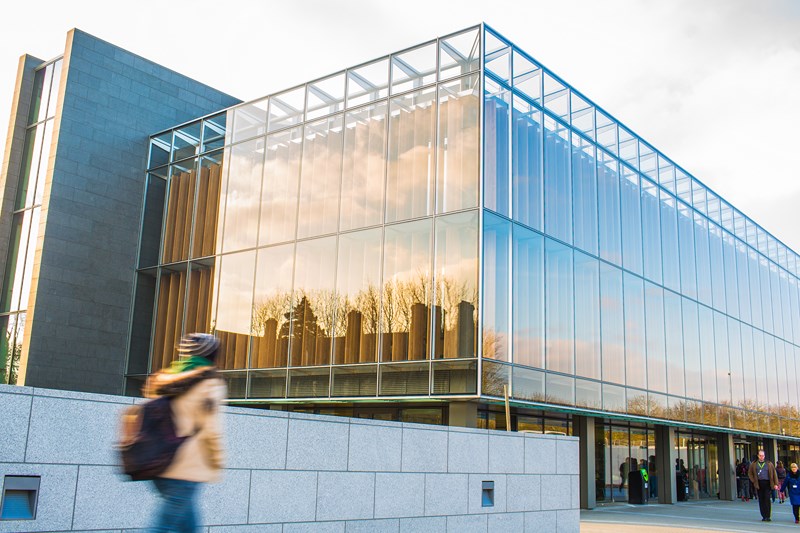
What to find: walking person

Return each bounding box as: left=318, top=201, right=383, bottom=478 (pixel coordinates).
left=144, top=333, right=227, bottom=533
left=780, top=463, right=800, bottom=524
left=776, top=461, right=787, bottom=504
left=748, top=449, right=780, bottom=522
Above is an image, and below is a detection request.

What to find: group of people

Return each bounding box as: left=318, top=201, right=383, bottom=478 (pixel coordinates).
left=736, top=450, right=800, bottom=523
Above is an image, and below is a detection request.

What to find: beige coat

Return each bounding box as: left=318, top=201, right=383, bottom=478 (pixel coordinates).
left=144, top=368, right=227, bottom=483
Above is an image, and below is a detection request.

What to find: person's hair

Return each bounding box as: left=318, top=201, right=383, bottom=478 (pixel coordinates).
left=777, top=461, right=783, bottom=467
left=791, top=463, right=798, bottom=469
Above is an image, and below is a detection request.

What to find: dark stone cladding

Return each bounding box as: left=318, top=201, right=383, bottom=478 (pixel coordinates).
left=22, top=29, right=240, bottom=394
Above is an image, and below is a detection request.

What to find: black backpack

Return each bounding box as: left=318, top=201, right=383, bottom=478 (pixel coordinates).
left=117, top=396, right=194, bottom=481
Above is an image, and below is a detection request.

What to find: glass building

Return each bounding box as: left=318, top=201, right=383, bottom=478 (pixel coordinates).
left=128, top=25, right=800, bottom=507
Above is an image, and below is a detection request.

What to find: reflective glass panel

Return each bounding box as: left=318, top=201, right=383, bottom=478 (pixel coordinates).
left=483, top=213, right=510, bottom=361
left=268, top=87, right=305, bottom=132
left=543, top=73, right=569, bottom=120
left=334, top=229, right=382, bottom=364
left=512, top=365, right=544, bottom=401
left=545, top=238, right=574, bottom=374
left=620, top=168, right=643, bottom=275
left=572, top=133, right=597, bottom=255
left=437, top=73, right=479, bottom=213
left=596, top=111, right=617, bottom=155
left=618, top=128, right=637, bottom=169
left=214, top=251, right=256, bottom=370
left=385, top=86, right=436, bottom=222
left=645, top=281, right=667, bottom=393
left=664, top=290, right=685, bottom=397
left=161, top=159, right=197, bottom=263
left=660, top=192, right=680, bottom=292
left=306, top=72, right=345, bottom=121
left=439, top=27, right=480, bottom=79
left=45, top=60, right=61, bottom=118
left=202, top=113, right=227, bottom=152
left=28, top=64, right=51, bottom=125
left=291, top=236, right=337, bottom=366
left=221, top=139, right=263, bottom=253
left=15, top=124, right=43, bottom=209
left=682, top=297, right=701, bottom=400
left=543, top=115, right=571, bottom=244
left=570, top=93, right=594, bottom=139
left=251, top=243, right=294, bottom=369
left=677, top=201, right=697, bottom=299
left=484, top=30, right=510, bottom=82
left=624, top=273, right=646, bottom=390
left=574, top=251, right=600, bottom=379
left=597, top=150, right=622, bottom=265
left=380, top=219, right=432, bottom=361
left=600, top=263, right=624, bottom=384
left=657, top=155, right=675, bottom=194
left=511, top=95, right=543, bottom=230
left=232, top=98, right=268, bottom=143
left=694, top=213, right=712, bottom=306
left=512, top=49, right=541, bottom=103
left=484, top=79, right=510, bottom=216
left=641, top=178, right=662, bottom=284
left=149, top=131, right=171, bottom=170
left=433, top=211, right=478, bottom=359
left=260, top=126, right=302, bottom=245
left=709, top=223, right=726, bottom=313
left=173, top=121, right=201, bottom=161
left=546, top=373, right=575, bottom=406
left=639, top=143, right=656, bottom=179
left=347, top=58, right=389, bottom=108
left=297, top=115, right=344, bottom=239
left=340, top=102, right=387, bottom=231
left=139, top=174, right=167, bottom=268
left=191, top=153, right=225, bottom=258
left=512, top=224, right=544, bottom=369
left=391, top=42, right=436, bottom=94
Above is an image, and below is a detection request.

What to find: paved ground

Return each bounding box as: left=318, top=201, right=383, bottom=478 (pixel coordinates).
left=582, top=498, right=800, bottom=532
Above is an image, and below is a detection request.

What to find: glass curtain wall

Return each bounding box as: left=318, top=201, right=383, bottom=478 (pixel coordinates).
left=132, top=27, right=482, bottom=399
left=480, top=25, right=800, bottom=438
left=0, top=58, right=62, bottom=384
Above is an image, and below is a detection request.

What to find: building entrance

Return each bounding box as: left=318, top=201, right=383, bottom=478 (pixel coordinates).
left=595, top=421, right=655, bottom=503
left=676, top=431, right=719, bottom=500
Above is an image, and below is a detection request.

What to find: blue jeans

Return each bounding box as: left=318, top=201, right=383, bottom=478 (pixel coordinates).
left=151, top=477, right=201, bottom=533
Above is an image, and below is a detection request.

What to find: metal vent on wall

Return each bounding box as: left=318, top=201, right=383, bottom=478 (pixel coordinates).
left=0, top=476, right=40, bottom=520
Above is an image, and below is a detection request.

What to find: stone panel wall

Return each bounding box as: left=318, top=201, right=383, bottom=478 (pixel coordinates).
left=0, top=384, right=580, bottom=532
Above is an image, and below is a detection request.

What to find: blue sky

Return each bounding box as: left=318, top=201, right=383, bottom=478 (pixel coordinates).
left=1, top=0, right=798, bottom=253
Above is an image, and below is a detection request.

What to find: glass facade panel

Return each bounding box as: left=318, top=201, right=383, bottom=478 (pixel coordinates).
left=439, top=28, right=480, bottom=80
left=437, top=74, right=479, bottom=213
left=600, top=262, right=624, bottom=384
left=386, top=86, right=436, bottom=223
left=191, top=153, right=225, bottom=258
left=340, top=103, right=387, bottom=231
left=574, top=251, right=600, bottom=379
left=297, top=115, right=344, bottom=239
left=483, top=213, right=509, bottom=361
left=597, top=150, right=621, bottom=265
left=545, top=238, right=574, bottom=374
left=511, top=95, right=542, bottom=229
left=682, top=297, right=701, bottom=400
left=251, top=243, right=294, bottom=369
left=641, top=178, right=662, bottom=283
left=260, top=127, right=302, bottom=245
left=232, top=99, right=267, bottom=143
left=221, top=139, right=263, bottom=253
left=347, top=59, right=389, bottom=108
left=572, top=134, right=597, bottom=256
left=215, top=251, right=256, bottom=370
left=484, top=79, right=510, bottom=216
left=433, top=211, right=478, bottom=359
left=391, top=42, right=436, bottom=94
left=306, top=72, right=345, bottom=121
left=623, top=273, right=646, bottom=390
left=664, top=290, right=685, bottom=397
left=543, top=115, right=571, bottom=244
left=268, top=87, right=305, bottom=132
left=291, top=236, right=337, bottom=367
left=645, top=282, right=666, bottom=393
left=512, top=224, right=544, bottom=369
left=380, top=219, right=432, bottom=361
left=334, top=229, right=382, bottom=364
left=620, top=169, right=643, bottom=275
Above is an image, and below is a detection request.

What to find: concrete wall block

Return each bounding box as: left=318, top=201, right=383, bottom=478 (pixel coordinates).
left=224, top=413, right=288, bottom=470
left=286, top=419, right=349, bottom=471
left=525, top=510, right=557, bottom=532
left=348, top=423, right=401, bottom=472
left=488, top=434, right=524, bottom=474
left=424, top=473, right=468, bottom=516
left=402, top=428, right=447, bottom=473
left=72, top=465, right=158, bottom=530
left=0, top=463, right=78, bottom=533
left=488, top=512, right=524, bottom=532
left=447, top=431, right=488, bottom=473
left=399, top=516, right=446, bottom=532
left=0, top=392, right=31, bottom=463
left=556, top=439, right=579, bottom=475
left=26, top=396, right=127, bottom=465
left=374, top=473, right=425, bottom=518
left=467, top=473, right=506, bottom=514
left=209, top=526, right=281, bottom=533
left=283, top=521, right=345, bottom=533
left=506, top=474, right=541, bottom=512
left=445, top=513, right=486, bottom=533
left=249, top=470, right=317, bottom=524
left=524, top=437, right=557, bottom=474
left=198, top=469, right=250, bottom=526
left=539, top=475, right=571, bottom=511
left=344, top=518, right=399, bottom=532
left=316, top=471, right=375, bottom=521
left=570, top=475, right=579, bottom=509
left=556, top=509, right=579, bottom=532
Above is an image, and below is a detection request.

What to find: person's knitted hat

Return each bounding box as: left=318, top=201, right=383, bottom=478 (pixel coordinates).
left=177, top=333, right=220, bottom=362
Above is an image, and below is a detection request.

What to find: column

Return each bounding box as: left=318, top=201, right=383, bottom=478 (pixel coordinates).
left=574, top=415, right=596, bottom=509
left=764, top=438, right=779, bottom=463
left=655, top=424, right=677, bottom=504
left=717, top=432, right=736, bottom=501
left=448, top=401, right=478, bottom=428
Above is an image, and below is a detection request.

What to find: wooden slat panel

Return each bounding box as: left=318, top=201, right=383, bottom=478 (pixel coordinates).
left=151, top=275, right=170, bottom=372
left=181, top=170, right=196, bottom=260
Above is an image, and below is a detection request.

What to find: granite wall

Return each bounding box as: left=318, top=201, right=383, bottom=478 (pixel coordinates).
left=0, top=384, right=580, bottom=532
